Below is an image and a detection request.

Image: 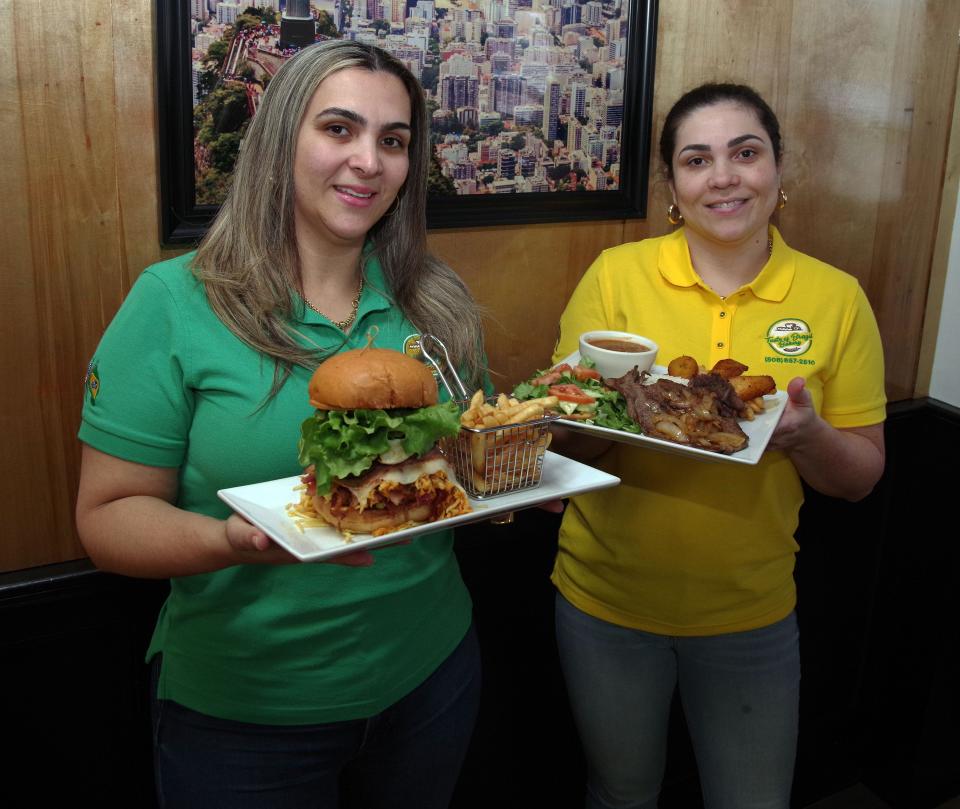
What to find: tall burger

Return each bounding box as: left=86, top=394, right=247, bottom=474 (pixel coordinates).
left=295, top=347, right=471, bottom=535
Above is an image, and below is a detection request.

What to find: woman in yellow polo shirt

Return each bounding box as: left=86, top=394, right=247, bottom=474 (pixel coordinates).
left=552, top=84, right=886, bottom=809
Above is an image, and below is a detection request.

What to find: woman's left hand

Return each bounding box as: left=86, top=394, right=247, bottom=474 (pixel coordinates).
left=767, top=376, right=885, bottom=501
left=766, top=377, right=819, bottom=452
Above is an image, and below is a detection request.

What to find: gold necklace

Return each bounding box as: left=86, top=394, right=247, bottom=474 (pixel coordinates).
left=304, top=276, right=364, bottom=331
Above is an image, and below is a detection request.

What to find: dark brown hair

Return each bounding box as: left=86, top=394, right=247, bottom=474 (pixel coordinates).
left=659, top=83, right=783, bottom=179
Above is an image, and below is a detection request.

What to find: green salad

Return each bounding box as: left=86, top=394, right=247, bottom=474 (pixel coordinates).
left=512, top=357, right=642, bottom=434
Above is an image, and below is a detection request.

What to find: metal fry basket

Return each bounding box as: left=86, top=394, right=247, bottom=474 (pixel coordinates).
left=418, top=334, right=556, bottom=499
left=442, top=402, right=556, bottom=499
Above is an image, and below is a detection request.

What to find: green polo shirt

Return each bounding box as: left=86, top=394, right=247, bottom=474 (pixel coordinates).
left=79, top=252, right=473, bottom=724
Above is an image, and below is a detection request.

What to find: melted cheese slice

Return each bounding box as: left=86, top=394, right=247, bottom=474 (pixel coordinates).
left=378, top=438, right=413, bottom=464
left=340, top=456, right=453, bottom=510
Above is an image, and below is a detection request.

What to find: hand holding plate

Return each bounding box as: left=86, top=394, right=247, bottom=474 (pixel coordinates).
left=766, top=377, right=820, bottom=452
left=225, top=513, right=374, bottom=567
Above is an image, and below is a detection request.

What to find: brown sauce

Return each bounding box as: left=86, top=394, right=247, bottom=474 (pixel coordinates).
left=587, top=338, right=651, bottom=353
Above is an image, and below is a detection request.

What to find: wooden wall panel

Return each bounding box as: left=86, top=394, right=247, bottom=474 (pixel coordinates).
left=1, top=0, right=164, bottom=569
left=917, top=54, right=960, bottom=397
left=0, top=1, right=47, bottom=567
left=3, top=1, right=120, bottom=569
left=429, top=221, right=628, bottom=387
left=864, top=2, right=960, bottom=401
left=112, top=1, right=167, bottom=281
left=3, top=0, right=959, bottom=571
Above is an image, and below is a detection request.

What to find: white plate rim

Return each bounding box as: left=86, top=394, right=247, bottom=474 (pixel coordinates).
left=218, top=450, right=619, bottom=562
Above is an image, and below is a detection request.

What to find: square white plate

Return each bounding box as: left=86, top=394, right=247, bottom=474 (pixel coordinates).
left=218, top=451, right=619, bottom=562
left=552, top=353, right=787, bottom=465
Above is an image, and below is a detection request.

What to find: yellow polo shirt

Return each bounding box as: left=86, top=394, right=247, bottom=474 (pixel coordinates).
left=552, top=227, right=886, bottom=635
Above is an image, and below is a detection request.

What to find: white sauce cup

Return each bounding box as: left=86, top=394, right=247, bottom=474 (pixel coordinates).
left=578, top=330, right=659, bottom=380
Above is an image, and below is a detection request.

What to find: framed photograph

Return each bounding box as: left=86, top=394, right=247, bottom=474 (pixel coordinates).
left=157, top=0, right=658, bottom=245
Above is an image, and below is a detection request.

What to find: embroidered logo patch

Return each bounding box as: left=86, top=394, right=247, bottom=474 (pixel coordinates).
left=403, top=332, right=443, bottom=385
left=766, top=319, right=812, bottom=356
left=402, top=333, right=423, bottom=359
left=85, top=359, right=100, bottom=405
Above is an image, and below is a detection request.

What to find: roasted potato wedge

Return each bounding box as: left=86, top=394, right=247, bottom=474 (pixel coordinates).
left=667, top=355, right=700, bottom=380
left=728, top=374, right=777, bottom=401
left=711, top=358, right=749, bottom=379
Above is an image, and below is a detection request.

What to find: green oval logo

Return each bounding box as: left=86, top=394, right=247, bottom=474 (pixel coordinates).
left=767, top=319, right=812, bottom=356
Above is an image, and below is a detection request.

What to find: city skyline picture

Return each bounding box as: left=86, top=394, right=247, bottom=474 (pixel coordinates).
left=157, top=0, right=656, bottom=243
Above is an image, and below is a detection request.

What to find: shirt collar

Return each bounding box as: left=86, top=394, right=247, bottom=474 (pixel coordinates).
left=657, top=226, right=795, bottom=302
left=749, top=227, right=795, bottom=302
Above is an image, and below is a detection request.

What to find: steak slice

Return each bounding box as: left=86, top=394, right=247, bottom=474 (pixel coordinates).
left=605, top=369, right=749, bottom=454
left=689, top=373, right=746, bottom=418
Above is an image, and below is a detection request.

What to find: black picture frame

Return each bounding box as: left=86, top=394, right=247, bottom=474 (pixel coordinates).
left=157, top=1, right=658, bottom=246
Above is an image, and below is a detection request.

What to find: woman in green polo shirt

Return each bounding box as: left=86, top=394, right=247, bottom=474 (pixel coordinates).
left=551, top=84, right=887, bottom=809
left=76, top=42, right=485, bottom=808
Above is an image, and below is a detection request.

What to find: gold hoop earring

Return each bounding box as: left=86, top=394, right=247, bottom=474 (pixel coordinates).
left=667, top=203, right=684, bottom=226
left=778, top=188, right=788, bottom=210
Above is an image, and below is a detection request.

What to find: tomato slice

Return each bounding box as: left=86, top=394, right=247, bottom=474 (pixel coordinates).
left=549, top=384, right=595, bottom=404
left=572, top=365, right=602, bottom=381
left=530, top=371, right=561, bottom=386
left=530, top=363, right=572, bottom=387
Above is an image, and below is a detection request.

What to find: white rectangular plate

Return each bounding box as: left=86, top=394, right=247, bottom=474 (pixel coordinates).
left=218, top=451, right=619, bottom=562
left=553, top=353, right=787, bottom=465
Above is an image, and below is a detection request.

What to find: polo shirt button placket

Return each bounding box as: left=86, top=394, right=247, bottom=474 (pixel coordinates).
left=710, top=299, right=735, bottom=365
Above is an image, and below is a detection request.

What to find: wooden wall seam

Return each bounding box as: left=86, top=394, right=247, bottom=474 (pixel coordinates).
left=916, top=34, right=960, bottom=398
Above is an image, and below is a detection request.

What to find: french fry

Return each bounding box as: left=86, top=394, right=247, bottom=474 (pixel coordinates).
left=523, top=395, right=560, bottom=411
left=498, top=407, right=517, bottom=425
left=470, top=433, right=486, bottom=474
left=459, top=389, right=556, bottom=431
left=449, top=390, right=556, bottom=496
left=506, top=402, right=544, bottom=424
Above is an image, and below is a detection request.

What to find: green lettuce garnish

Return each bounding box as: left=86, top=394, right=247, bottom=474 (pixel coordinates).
left=298, top=402, right=461, bottom=496
left=592, top=394, right=642, bottom=433
left=511, top=380, right=549, bottom=400
left=512, top=368, right=642, bottom=434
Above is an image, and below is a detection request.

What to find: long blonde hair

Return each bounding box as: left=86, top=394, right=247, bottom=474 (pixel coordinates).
left=193, top=41, right=485, bottom=393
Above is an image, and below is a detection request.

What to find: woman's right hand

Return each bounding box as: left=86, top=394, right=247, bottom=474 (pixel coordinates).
left=224, top=513, right=374, bottom=567
left=77, top=444, right=376, bottom=577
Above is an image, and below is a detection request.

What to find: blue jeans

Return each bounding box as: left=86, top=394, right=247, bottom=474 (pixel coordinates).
left=150, top=624, right=481, bottom=809
left=556, top=594, right=800, bottom=809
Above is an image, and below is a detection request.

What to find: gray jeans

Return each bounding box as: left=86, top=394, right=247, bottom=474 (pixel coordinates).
left=556, top=593, right=800, bottom=809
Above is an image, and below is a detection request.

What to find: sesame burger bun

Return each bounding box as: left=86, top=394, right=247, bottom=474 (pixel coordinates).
left=309, top=347, right=439, bottom=411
